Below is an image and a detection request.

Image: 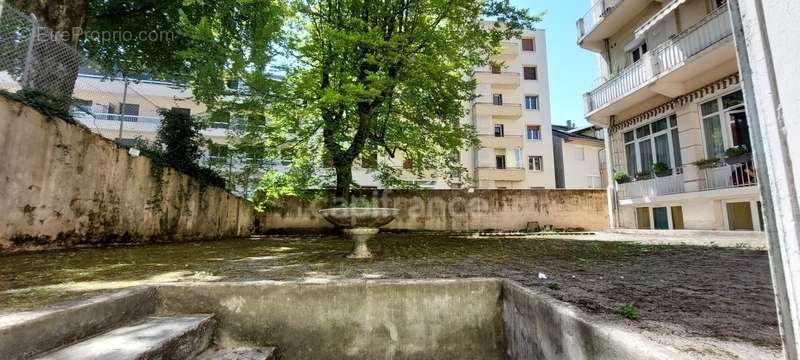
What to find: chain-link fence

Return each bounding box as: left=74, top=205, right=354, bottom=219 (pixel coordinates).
left=0, top=2, right=86, bottom=104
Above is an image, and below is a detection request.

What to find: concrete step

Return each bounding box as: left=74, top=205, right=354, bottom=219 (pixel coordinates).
left=34, top=315, right=215, bottom=360
left=195, top=347, right=277, bottom=360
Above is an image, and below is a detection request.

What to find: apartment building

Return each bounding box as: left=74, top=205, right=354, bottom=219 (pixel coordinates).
left=552, top=123, right=605, bottom=189
left=578, top=0, right=762, bottom=230
left=354, top=26, right=556, bottom=190
left=69, top=71, right=269, bottom=196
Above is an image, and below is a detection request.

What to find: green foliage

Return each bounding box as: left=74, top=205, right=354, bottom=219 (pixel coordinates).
left=545, top=282, right=561, bottom=291
left=635, top=171, right=653, bottom=180
left=619, top=303, right=641, bottom=321
left=0, top=90, right=74, bottom=123
left=724, top=146, right=748, bottom=158
left=693, top=157, right=720, bottom=169
left=266, top=0, right=539, bottom=200
left=253, top=169, right=316, bottom=211
left=651, top=162, right=670, bottom=176
left=130, top=110, right=225, bottom=188
left=613, top=171, right=631, bottom=184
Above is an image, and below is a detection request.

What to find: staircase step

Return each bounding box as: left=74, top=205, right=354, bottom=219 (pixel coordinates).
left=195, top=347, right=277, bottom=360
left=34, top=315, right=215, bottom=360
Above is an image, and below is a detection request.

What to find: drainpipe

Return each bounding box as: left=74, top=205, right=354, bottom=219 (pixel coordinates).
left=729, top=0, right=799, bottom=358
left=471, top=103, right=479, bottom=189
left=604, top=115, right=619, bottom=229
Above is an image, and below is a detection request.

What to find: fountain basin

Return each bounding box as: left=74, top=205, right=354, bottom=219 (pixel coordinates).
left=318, top=208, right=399, bottom=259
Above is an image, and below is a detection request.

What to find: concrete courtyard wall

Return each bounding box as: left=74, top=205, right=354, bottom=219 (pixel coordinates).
left=258, top=189, right=609, bottom=232
left=0, top=96, right=255, bottom=252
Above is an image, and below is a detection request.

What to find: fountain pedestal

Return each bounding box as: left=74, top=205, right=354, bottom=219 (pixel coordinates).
left=318, top=208, right=399, bottom=259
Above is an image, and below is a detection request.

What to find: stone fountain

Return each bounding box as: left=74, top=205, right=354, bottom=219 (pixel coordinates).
left=318, top=207, right=399, bottom=259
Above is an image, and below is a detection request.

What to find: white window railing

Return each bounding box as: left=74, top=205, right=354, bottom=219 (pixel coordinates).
left=585, top=6, right=732, bottom=113
left=576, top=0, right=624, bottom=40
left=618, top=167, right=685, bottom=200
left=701, top=161, right=758, bottom=190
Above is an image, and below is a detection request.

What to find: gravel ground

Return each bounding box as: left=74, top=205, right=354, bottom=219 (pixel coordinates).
left=0, top=234, right=782, bottom=358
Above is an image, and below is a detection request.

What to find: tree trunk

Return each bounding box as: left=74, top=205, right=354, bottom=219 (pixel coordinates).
left=334, top=162, right=353, bottom=206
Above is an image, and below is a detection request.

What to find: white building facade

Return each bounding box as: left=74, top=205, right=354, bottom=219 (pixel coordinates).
left=578, top=0, right=762, bottom=230
left=354, top=27, right=557, bottom=190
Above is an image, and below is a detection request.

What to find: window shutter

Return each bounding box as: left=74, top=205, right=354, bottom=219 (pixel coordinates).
left=522, top=38, right=535, bottom=51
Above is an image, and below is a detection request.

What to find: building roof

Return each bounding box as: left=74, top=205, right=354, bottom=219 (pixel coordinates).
left=552, top=125, right=604, bottom=146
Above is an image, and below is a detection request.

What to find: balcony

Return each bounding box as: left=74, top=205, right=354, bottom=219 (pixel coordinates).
left=474, top=102, right=522, bottom=119
left=576, top=0, right=653, bottom=52
left=616, top=161, right=758, bottom=202
left=498, top=41, right=519, bottom=58
left=473, top=71, right=520, bottom=87
left=618, top=168, right=685, bottom=201
left=700, top=161, right=758, bottom=191
left=584, top=6, right=734, bottom=119
left=477, top=134, right=523, bottom=149
left=477, top=167, right=525, bottom=182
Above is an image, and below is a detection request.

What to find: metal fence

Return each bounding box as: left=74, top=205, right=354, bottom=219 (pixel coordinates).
left=0, top=2, right=85, bottom=103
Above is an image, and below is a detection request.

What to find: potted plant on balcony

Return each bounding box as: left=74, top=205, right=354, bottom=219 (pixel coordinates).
left=693, top=157, right=721, bottom=169
left=724, top=146, right=751, bottom=165
left=614, top=171, right=631, bottom=184
left=651, top=162, right=672, bottom=177
left=635, top=170, right=653, bottom=181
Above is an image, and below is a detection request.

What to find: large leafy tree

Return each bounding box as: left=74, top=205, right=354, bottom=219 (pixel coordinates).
left=269, top=0, right=538, bottom=202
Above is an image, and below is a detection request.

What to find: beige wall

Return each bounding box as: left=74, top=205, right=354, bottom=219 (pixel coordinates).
left=258, top=189, right=609, bottom=232
left=0, top=96, right=254, bottom=252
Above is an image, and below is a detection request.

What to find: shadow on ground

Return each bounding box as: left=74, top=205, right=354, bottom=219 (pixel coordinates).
left=0, top=234, right=780, bottom=348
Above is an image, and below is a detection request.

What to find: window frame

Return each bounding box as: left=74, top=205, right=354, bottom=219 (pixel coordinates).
left=527, top=155, right=543, bottom=172
left=494, top=124, right=505, bottom=137
left=622, top=113, right=680, bottom=176
left=521, top=38, right=535, bottom=52
left=523, top=66, right=538, bottom=80
left=699, top=88, right=748, bottom=159
left=492, top=93, right=503, bottom=105
left=524, top=95, right=539, bottom=110
left=526, top=125, right=541, bottom=141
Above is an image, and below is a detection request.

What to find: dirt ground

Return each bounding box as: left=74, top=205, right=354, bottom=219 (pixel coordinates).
left=0, top=234, right=781, bottom=353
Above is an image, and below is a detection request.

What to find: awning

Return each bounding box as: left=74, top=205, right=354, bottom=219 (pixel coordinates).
left=634, top=0, right=688, bottom=39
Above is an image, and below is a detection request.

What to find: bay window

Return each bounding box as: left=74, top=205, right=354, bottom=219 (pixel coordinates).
left=622, top=114, right=681, bottom=177
left=700, top=90, right=750, bottom=158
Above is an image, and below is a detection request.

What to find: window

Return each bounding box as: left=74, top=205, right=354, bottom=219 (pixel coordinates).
left=522, top=38, right=535, bottom=51
left=226, top=79, right=239, bottom=90
left=208, top=143, right=229, bottom=166
left=523, top=66, right=538, bottom=80
left=119, top=103, right=139, bottom=122
left=496, top=155, right=507, bottom=169
left=631, top=42, right=648, bottom=63
left=528, top=155, right=543, bottom=171
left=575, top=147, right=585, bottom=161
left=494, top=124, right=505, bottom=137
left=492, top=93, right=503, bottom=105
left=403, top=158, right=413, bottom=169
left=700, top=90, right=749, bottom=158
left=210, top=111, right=231, bottom=129
left=524, top=95, right=539, bottom=110
left=526, top=126, right=541, bottom=140
left=490, top=63, right=502, bottom=74
left=623, top=114, right=681, bottom=177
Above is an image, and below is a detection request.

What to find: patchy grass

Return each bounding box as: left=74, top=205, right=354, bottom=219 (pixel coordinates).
left=0, top=234, right=780, bottom=347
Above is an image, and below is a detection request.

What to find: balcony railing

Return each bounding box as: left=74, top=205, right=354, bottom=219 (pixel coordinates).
left=576, top=0, right=623, bottom=40
left=618, top=168, right=685, bottom=200
left=477, top=167, right=526, bottom=182
left=700, top=161, right=758, bottom=191
left=585, top=6, right=732, bottom=113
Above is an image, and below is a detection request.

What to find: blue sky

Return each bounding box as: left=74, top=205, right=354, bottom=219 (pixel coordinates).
left=511, top=0, right=598, bottom=127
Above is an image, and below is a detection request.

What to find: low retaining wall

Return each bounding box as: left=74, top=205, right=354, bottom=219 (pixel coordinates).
left=258, top=189, right=609, bottom=232
left=0, top=96, right=255, bottom=251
